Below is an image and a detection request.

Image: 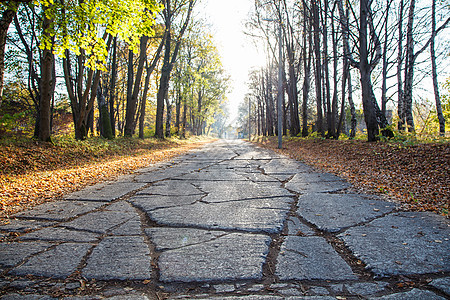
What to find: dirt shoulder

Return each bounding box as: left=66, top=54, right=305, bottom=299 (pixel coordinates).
left=253, top=136, right=449, bottom=216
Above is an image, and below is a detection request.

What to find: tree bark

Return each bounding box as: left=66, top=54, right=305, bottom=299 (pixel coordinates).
left=301, top=2, right=312, bottom=137
left=360, top=0, right=379, bottom=142
left=155, top=0, right=194, bottom=138
left=312, top=0, right=323, bottom=135
left=97, top=85, right=113, bottom=139
left=0, top=2, right=18, bottom=107
left=330, top=7, right=338, bottom=139
left=403, top=0, right=416, bottom=133
left=430, top=0, right=445, bottom=135
left=39, top=3, right=53, bottom=142
left=124, top=50, right=135, bottom=136
left=109, top=35, right=117, bottom=137
left=125, top=35, right=149, bottom=136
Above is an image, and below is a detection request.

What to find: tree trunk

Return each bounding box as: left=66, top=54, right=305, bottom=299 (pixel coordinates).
left=124, top=49, right=134, bottom=136
left=181, top=100, right=187, bottom=138
left=360, top=0, right=379, bottom=142
left=264, top=67, right=274, bottom=136
left=430, top=0, right=445, bottom=135
left=403, top=0, right=416, bottom=133
left=98, top=85, right=113, bottom=139
left=39, top=3, right=53, bottom=142
left=381, top=1, right=390, bottom=117
left=323, top=0, right=333, bottom=138
left=397, top=0, right=405, bottom=131
left=312, top=0, right=323, bottom=135
left=348, top=69, right=356, bottom=138
left=109, top=35, right=117, bottom=137
left=125, top=36, right=148, bottom=136
left=165, top=98, right=172, bottom=137
left=175, top=91, right=181, bottom=134
left=330, top=8, right=338, bottom=139
left=155, top=0, right=194, bottom=138
left=302, top=1, right=311, bottom=137
left=0, top=3, right=18, bottom=107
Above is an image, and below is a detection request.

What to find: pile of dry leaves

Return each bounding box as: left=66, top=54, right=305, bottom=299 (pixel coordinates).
left=254, top=137, right=449, bottom=216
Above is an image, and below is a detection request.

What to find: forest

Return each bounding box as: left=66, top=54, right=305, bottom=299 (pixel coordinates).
left=0, top=0, right=449, bottom=143
left=238, top=0, right=450, bottom=142
left=0, top=0, right=230, bottom=142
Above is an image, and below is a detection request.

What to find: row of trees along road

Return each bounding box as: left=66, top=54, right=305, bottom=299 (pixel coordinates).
left=241, top=0, right=449, bottom=142
left=0, top=0, right=230, bottom=141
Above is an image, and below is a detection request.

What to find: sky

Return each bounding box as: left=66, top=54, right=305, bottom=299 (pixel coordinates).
left=200, top=0, right=265, bottom=125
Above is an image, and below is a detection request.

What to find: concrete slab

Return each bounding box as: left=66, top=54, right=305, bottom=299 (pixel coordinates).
left=174, top=170, right=247, bottom=181
left=19, top=227, right=98, bottom=242
left=65, top=182, right=145, bottom=201
left=136, top=180, right=204, bottom=196
left=263, top=159, right=312, bottom=175
left=276, top=236, right=356, bottom=280
left=145, top=227, right=227, bottom=251
left=296, top=193, right=396, bottom=232
left=198, top=181, right=293, bottom=203
left=158, top=233, right=270, bottom=282
left=148, top=198, right=291, bottom=234
left=11, top=243, right=91, bottom=278
left=83, top=236, right=151, bottom=280
left=286, top=179, right=351, bottom=193
left=16, top=201, right=104, bottom=221
left=0, top=219, right=56, bottom=233
left=369, top=288, right=445, bottom=299
left=129, top=194, right=201, bottom=212
left=57, top=201, right=139, bottom=234
left=286, top=216, right=316, bottom=236
left=429, top=277, right=450, bottom=295
left=340, top=212, right=450, bottom=277
left=0, top=241, right=51, bottom=267
left=0, top=294, right=56, bottom=300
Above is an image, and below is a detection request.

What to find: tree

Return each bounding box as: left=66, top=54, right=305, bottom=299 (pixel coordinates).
left=400, top=0, right=449, bottom=133
left=39, top=1, right=53, bottom=142
left=45, top=0, right=161, bottom=140
left=155, top=0, right=195, bottom=138
left=430, top=0, right=445, bottom=135
left=312, top=0, right=323, bottom=135
left=0, top=1, right=20, bottom=107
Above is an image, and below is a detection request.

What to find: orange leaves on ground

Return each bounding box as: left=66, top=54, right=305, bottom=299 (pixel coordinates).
left=0, top=138, right=212, bottom=219
left=254, top=137, right=449, bottom=216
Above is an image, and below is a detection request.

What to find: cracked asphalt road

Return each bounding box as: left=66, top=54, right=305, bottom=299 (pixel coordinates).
left=0, top=140, right=449, bottom=299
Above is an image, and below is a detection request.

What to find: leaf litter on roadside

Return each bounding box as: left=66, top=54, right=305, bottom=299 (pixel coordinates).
left=254, top=137, right=449, bottom=217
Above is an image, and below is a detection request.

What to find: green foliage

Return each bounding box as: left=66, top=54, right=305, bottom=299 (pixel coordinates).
left=36, top=0, right=163, bottom=70
left=0, top=83, right=35, bottom=138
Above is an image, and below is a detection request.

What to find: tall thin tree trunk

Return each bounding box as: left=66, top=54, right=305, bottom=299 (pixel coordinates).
left=0, top=4, right=17, bottom=107
left=431, top=0, right=445, bottom=135
left=397, top=0, right=405, bottom=131
left=165, top=98, right=172, bottom=137
left=125, top=36, right=148, bottom=136
left=403, top=0, right=416, bottom=132
left=381, top=1, right=390, bottom=117
left=360, top=0, right=379, bottom=141
left=109, top=36, right=117, bottom=137
left=348, top=69, right=356, bottom=138
left=330, top=8, right=338, bottom=139
left=39, top=3, right=53, bottom=142
left=124, top=49, right=134, bottom=136
left=312, top=0, right=323, bottom=135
